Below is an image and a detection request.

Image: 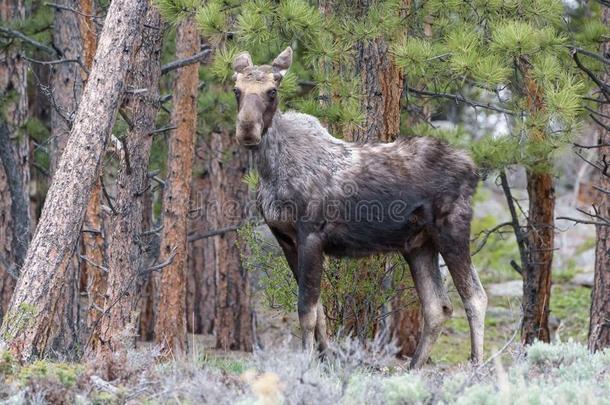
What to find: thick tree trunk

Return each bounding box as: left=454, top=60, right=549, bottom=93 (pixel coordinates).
left=210, top=130, right=253, bottom=351
left=0, top=0, right=30, bottom=323
left=342, top=0, right=420, bottom=355
left=154, top=17, right=199, bottom=356
left=521, top=171, right=555, bottom=344
left=0, top=0, right=148, bottom=361
left=588, top=6, right=610, bottom=352
left=46, top=0, right=88, bottom=359
left=92, top=8, right=163, bottom=369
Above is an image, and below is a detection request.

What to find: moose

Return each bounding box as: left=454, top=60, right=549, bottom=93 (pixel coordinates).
left=231, top=47, right=488, bottom=369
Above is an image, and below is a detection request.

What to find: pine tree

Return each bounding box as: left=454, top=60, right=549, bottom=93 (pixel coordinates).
left=0, top=0, right=149, bottom=361
left=391, top=0, right=586, bottom=344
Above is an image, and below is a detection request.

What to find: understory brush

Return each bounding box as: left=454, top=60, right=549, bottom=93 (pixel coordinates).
left=1, top=340, right=609, bottom=404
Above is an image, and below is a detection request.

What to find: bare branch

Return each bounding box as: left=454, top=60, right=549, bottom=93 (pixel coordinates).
left=161, top=48, right=212, bottom=75
left=140, top=224, right=163, bottom=237
left=78, top=254, right=108, bottom=273
left=568, top=45, right=610, bottom=66
left=0, top=26, right=56, bottom=55
left=142, top=247, right=177, bottom=274
left=150, top=125, right=176, bottom=135
left=20, top=54, right=89, bottom=75
left=187, top=225, right=240, bottom=242
left=572, top=52, right=610, bottom=101
left=406, top=86, right=515, bottom=115
left=556, top=216, right=610, bottom=226
left=44, top=2, right=104, bottom=19
left=471, top=221, right=512, bottom=256
left=500, top=171, right=529, bottom=275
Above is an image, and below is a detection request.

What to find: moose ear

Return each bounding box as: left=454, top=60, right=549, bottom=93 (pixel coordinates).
left=233, top=51, right=253, bottom=74
left=272, top=47, right=293, bottom=78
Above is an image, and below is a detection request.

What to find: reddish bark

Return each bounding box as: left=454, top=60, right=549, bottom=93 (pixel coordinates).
left=154, top=17, right=199, bottom=356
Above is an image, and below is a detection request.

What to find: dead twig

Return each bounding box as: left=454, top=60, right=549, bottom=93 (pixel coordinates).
left=0, top=26, right=56, bottom=55
left=161, top=48, right=212, bottom=74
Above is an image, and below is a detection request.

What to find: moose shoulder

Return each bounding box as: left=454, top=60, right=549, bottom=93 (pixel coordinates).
left=232, top=47, right=487, bottom=369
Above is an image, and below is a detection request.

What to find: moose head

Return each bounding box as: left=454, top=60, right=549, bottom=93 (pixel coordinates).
left=232, top=47, right=292, bottom=147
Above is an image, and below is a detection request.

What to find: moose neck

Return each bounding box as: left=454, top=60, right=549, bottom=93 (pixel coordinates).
left=255, top=111, right=295, bottom=184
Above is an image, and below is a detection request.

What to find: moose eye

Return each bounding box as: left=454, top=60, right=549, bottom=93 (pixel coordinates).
left=267, top=88, right=277, bottom=99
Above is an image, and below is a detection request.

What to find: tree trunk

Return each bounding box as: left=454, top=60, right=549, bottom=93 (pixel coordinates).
left=210, top=130, right=253, bottom=351
left=154, top=17, right=199, bottom=356
left=92, top=8, right=163, bottom=369
left=0, top=0, right=148, bottom=361
left=343, top=0, right=420, bottom=355
left=521, top=171, right=555, bottom=344
left=186, top=141, right=216, bottom=335
left=46, top=0, right=88, bottom=359
left=0, top=0, right=30, bottom=323
left=588, top=5, right=610, bottom=352
left=517, top=62, right=555, bottom=345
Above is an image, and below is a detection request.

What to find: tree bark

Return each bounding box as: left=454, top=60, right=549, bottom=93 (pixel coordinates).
left=518, top=62, right=555, bottom=345
left=342, top=0, right=420, bottom=355
left=154, top=17, right=199, bottom=356
left=186, top=141, right=216, bottom=335
left=210, top=130, right=253, bottom=352
left=588, top=5, right=610, bottom=352
left=521, top=171, right=555, bottom=344
left=0, top=0, right=148, bottom=361
left=0, top=0, right=30, bottom=323
left=46, top=0, right=88, bottom=359
left=92, top=8, right=164, bottom=368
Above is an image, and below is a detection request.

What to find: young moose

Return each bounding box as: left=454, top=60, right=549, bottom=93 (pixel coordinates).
left=232, top=47, right=488, bottom=368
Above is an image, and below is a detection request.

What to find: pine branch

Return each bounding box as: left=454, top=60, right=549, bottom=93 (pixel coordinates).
left=161, top=48, right=212, bottom=75
left=0, top=26, right=56, bottom=55
left=406, top=86, right=515, bottom=115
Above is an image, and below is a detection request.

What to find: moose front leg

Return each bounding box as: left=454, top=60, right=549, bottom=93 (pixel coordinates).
left=297, top=233, right=324, bottom=353
left=270, top=227, right=329, bottom=352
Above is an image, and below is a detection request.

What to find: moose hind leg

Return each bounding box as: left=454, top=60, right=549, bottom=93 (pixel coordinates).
left=403, top=243, right=453, bottom=369
left=297, top=233, right=324, bottom=353
left=439, top=225, right=487, bottom=364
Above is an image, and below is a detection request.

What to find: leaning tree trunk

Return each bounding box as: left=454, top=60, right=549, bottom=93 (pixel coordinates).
left=154, top=17, right=199, bottom=356
left=47, top=0, right=87, bottom=358
left=92, top=8, right=164, bottom=371
left=0, top=0, right=148, bottom=361
left=588, top=5, right=610, bottom=352
left=0, top=0, right=30, bottom=323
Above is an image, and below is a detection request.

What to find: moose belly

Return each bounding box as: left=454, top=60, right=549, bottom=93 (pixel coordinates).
left=322, top=216, right=427, bottom=258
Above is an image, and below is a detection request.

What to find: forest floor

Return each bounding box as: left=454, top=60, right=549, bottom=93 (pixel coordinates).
left=0, top=182, right=605, bottom=404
